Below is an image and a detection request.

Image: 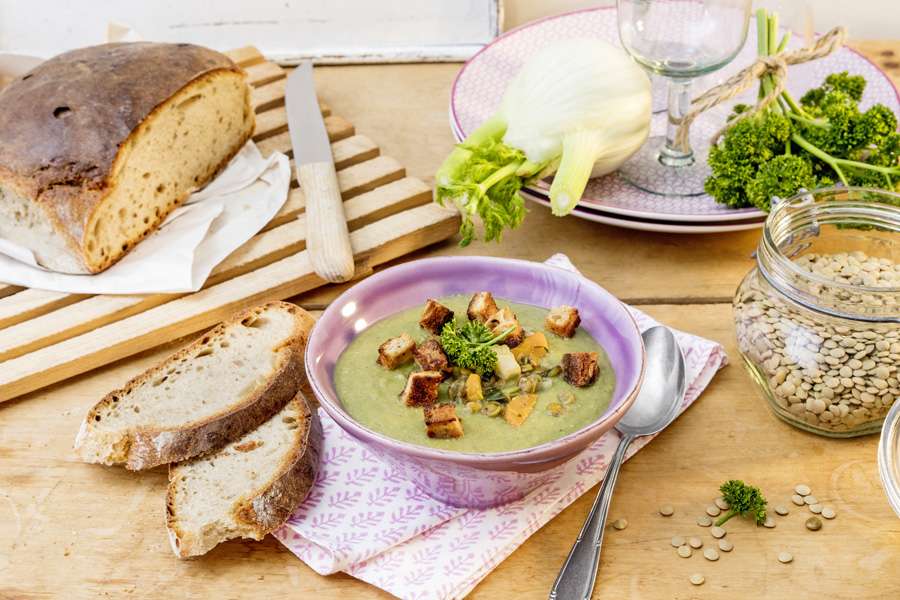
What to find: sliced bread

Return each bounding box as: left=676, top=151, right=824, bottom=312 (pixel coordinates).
left=166, top=393, right=321, bottom=558
left=74, top=301, right=315, bottom=470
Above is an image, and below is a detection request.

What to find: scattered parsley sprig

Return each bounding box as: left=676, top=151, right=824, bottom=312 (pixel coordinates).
left=716, top=480, right=768, bottom=526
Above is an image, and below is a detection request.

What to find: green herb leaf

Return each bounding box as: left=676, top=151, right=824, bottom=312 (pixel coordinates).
left=439, top=320, right=513, bottom=375
left=715, top=480, right=768, bottom=526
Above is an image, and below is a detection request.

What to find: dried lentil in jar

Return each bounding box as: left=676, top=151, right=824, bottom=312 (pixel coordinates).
left=733, top=188, right=900, bottom=437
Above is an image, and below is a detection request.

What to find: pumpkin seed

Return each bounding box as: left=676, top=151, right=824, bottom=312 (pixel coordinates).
left=482, top=401, right=503, bottom=418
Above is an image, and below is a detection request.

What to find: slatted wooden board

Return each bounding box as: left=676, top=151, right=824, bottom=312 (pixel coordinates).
left=0, top=46, right=459, bottom=403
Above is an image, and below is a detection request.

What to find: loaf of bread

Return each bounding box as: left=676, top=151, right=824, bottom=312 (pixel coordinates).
left=0, top=42, right=255, bottom=274
left=74, top=301, right=314, bottom=470
left=166, top=393, right=322, bottom=558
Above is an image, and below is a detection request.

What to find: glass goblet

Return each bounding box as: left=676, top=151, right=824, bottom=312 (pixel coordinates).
left=616, top=0, right=752, bottom=196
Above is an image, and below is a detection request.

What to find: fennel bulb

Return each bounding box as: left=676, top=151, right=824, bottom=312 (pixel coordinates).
left=435, top=38, right=652, bottom=245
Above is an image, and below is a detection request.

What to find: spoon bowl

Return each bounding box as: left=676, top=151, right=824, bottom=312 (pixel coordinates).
left=618, top=326, right=687, bottom=435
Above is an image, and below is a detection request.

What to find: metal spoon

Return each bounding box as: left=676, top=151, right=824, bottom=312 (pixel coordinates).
left=549, top=326, right=687, bottom=600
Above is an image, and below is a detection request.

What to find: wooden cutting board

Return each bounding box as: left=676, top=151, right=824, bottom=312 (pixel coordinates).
left=0, top=46, right=460, bottom=403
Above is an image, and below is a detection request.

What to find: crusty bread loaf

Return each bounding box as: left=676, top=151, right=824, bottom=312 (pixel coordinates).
left=74, top=301, right=314, bottom=470
left=0, top=42, right=255, bottom=274
left=166, top=394, right=321, bottom=558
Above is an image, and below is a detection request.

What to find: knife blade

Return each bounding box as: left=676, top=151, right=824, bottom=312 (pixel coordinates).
left=285, top=61, right=355, bottom=283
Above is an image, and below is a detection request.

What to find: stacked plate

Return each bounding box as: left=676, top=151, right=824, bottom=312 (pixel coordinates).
left=449, top=7, right=900, bottom=234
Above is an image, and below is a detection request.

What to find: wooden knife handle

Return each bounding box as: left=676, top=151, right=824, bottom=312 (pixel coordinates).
left=299, top=160, right=355, bottom=283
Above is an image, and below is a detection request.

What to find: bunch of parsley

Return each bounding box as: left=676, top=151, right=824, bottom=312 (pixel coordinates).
left=705, top=10, right=900, bottom=211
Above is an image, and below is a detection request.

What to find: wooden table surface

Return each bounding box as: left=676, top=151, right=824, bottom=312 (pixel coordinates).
left=3, top=42, right=900, bottom=600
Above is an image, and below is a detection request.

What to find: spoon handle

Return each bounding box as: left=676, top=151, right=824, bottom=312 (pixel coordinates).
left=549, top=432, right=635, bottom=600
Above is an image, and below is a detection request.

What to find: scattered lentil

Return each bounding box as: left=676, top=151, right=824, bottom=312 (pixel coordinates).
left=612, top=518, right=628, bottom=530
left=710, top=526, right=726, bottom=539
left=822, top=507, right=836, bottom=519
left=791, top=494, right=805, bottom=506
left=689, top=537, right=703, bottom=549
left=718, top=539, right=734, bottom=552
left=696, top=515, right=712, bottom=527
left=659, top=504, right=674, bottom=517
left=794, top=484, right=811, bottom=496
left=734, top=252, right=900, bottom=435
left=809, top=503, right=823, bottom=514
left=714, top=497, right=730, bottom=510
left=778, top=551, right=794, bottom=564
left=763, top=516, right=776, bottom=529
left=689, top=574, right=705, bottom=586
left=774, top=505, right=789, bottom=516
left=703, top=548, right=719, bottom=561
left=706, top=505, right=721, bottom=517
left=806, top=517, right=823, bottom=531
left=803, top=495, right=818, bottom=506
left=671, top=535, right=686, bottom=548
left=678, top=545, right=692, bottom=558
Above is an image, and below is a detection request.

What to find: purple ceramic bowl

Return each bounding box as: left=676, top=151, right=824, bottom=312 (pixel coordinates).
left=305, top=256, right=645, bottom=508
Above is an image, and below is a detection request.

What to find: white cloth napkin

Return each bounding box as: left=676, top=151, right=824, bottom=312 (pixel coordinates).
left=0, top=141, right=291, bottom=294
left=275, top=254, right=728, bottom=600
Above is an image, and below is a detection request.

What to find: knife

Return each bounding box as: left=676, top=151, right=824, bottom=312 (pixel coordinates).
left=285, top=61, right=355, bottom=283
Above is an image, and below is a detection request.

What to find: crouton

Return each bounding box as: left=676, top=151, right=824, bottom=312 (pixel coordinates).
left=545, top=305, right=581, bottom=338
left=466, top=291, right=499, bottom=323
left=419, top=299, right=454, bottom=334
left=561, top=352, right=599, bottom=387
left=464, top=373, right=483, bottom=401
left=377, top=333, right=416, bottom=369
left=424, top=404, right=464, bottom=439
left=505, top=393, right=537, bottom=427
left=511, top=332, right=550, bottom=365
left=485, top=307, right=525, bottom=348
left=400, top=371, right=443, bottom=407
left=414, top=339, right=450, bottom=374
left=493, top=345, right=521, bottom=381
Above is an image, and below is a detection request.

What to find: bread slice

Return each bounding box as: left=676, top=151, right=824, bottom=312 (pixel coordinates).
left=166, top=393, right=321, bottom=558
left=74, top=301, right=314, bottom=470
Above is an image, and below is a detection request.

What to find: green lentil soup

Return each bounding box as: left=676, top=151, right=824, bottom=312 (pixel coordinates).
left=334, top=295, right=615, bottom=453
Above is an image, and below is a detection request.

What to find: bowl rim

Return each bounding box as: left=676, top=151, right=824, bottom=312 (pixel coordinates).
left=305, top=255, right=646, bottom=467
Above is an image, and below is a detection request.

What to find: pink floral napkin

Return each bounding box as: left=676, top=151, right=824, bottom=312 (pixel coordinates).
left=275, top=254, right=728, bottom=599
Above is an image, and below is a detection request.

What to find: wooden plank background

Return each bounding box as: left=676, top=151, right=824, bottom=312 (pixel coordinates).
left=0, top=41, right=899, bottom=600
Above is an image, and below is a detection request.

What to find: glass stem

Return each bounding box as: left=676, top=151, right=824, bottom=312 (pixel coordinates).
left=660, top=77, right=695, bottom=168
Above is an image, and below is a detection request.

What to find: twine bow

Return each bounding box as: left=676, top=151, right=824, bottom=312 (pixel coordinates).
left=673, top=26, right=847, bottom=153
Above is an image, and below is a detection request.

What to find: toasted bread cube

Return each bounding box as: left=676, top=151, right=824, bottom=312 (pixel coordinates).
left=464, top=373, right=483, bottom=401
left=493, top=345, right=521, bottom=381
left=561, top=352, right=599, bottom=387
left=419, top=299, right=454, bottom=334
left=511, top=332, right=550, bottom=365
left=414, top=339, right=450, bottom=374
left=505, top=393, right=537, bottom=427
left=400, top=371, right=443, bottom=407
left=377, top=333, right=416, bottom=369
left=466, top=291, right=499, bottom=323
left=486, top=307, right=525, bottom=348
left=424, top=404, right=464, bottom=439
left=545, top=305, right=581, bottom=338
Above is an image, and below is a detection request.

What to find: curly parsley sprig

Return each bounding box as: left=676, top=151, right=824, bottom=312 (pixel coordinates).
left=716, top=480, right=768, bottom=526
left=439, top=320, right=514, bottom=375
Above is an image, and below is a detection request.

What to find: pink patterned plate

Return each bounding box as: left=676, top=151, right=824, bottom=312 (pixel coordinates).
left=450, top=7, right=900, bottom=223
left=519, top=187, right=765, bottom=234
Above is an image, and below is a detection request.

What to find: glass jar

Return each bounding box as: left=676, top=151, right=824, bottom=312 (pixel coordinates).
left=734, top=187, right=900, bottom=437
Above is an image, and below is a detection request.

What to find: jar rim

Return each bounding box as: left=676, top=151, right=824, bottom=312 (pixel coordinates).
left=759, top=186, right=900, bottom=322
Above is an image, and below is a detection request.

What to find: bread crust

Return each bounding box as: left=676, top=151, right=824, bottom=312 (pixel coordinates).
left=0, top=42, right=254, bottom=273
left=74, top=301, right=315, bottom=470
left=165, top=393, right=323, bottom=558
